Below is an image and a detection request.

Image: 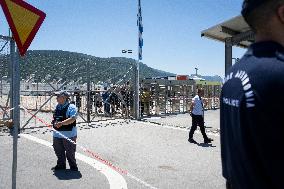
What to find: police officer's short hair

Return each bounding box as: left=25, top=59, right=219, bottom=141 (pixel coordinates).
left=242, top=0, right=284, bottom=32
left=197, top=88, right=204, bottom=94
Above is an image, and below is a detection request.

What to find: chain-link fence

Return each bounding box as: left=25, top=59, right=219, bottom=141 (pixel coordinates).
left=16, top=51, right=136, bottom=129
left=1, top=47, right=221, bottom=130
left=0, top=38, right=11, bottom=129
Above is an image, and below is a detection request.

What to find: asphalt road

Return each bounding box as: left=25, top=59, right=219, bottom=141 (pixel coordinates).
left=0, top=110, right=225, bottom=189
left=143, top=109, right=220, bottom=133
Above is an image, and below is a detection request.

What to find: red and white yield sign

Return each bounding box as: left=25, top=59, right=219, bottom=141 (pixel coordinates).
left=0, top=0, right=46, bottom=56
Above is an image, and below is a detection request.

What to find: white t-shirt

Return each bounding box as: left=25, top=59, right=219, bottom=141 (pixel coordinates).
left=192, top=95, right=204, bottom=115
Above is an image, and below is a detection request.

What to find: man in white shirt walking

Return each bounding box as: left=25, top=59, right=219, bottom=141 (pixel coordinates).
left=188, top=88, right=213, bottom=144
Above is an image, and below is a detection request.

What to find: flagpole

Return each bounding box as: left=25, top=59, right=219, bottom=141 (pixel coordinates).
left=135, top=0, right=142, bottom=120
left=136, top=55, right=140, bottom=120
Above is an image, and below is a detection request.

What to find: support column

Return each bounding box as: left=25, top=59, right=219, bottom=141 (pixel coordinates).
left=225, top=38, right=233, bottom=75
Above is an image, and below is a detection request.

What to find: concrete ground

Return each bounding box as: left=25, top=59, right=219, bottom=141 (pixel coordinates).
left=0, top=109, right=224, bottom=189
left=143, top=109, right=220, bottom=133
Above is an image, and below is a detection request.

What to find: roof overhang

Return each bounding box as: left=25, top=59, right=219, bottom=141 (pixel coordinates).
left=201, top=15, right=254, bottom=48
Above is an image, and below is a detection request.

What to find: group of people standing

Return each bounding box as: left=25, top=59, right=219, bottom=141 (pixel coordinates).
left=73, top=84, right=134, bottom=117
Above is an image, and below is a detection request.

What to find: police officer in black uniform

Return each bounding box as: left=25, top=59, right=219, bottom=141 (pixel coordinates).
left=221, top=0, right=284, bottom=189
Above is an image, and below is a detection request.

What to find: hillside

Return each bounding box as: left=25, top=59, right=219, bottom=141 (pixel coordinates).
left=0, top=50, right=174, bottom=84
left=0, top=50, right=223, bottom=84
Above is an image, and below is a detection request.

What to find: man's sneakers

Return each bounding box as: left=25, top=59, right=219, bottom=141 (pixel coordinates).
left=188, top=138, right=197, bottom=144
left=51, top=165, right=66, bottom=171
left=204, top=138, right=214, bottom=143
left=188, top=138, right=214, bottom=144
left=52, top=165, right=79, bottom=171
left=70, top=166, right=79, bottom=171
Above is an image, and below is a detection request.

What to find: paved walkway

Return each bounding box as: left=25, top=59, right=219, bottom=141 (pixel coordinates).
left=0, top=110, right=225, bottom=189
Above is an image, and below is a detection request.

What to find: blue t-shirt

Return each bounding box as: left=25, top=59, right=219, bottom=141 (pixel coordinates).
left=53, top=102, right=78, bottom=138
left=221, top=41, right=284, bottom=189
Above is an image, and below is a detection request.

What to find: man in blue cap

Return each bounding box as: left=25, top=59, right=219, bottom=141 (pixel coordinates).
left=52, top=91, right=78, bottom=171
left=221, top=0, right=284, bottom=189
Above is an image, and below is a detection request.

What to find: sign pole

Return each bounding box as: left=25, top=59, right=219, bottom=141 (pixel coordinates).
left=11, top=39, right=20, bottom=189
left=0, top=1, right=45, bottom=187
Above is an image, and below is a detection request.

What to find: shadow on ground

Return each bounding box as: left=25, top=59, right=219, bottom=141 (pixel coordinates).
left=196, top=143, right=217, bottom=148
left=53, top=170, right=82, bottom=180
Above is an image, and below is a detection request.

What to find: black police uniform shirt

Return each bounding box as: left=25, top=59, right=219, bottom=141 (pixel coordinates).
left=221, top=41, right=284, bottom=189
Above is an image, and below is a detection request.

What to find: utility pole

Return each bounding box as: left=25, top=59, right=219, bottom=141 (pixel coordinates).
left=121, top=49, right=134, bottom=118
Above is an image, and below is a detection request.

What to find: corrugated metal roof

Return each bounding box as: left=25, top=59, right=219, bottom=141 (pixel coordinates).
left=201, top=15, right=253, bottom=48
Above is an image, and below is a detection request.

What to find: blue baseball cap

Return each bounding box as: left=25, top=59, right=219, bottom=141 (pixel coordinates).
left=241, top=0, right=267, bottom=16
left=54, top=91, right=70, bottom=97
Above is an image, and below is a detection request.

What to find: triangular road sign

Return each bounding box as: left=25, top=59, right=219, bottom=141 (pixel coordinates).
left=0, top=0, right=46, bottom=56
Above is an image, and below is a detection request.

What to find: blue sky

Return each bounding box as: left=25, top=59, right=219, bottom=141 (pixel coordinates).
left=0, top=0, right=246, bottom=77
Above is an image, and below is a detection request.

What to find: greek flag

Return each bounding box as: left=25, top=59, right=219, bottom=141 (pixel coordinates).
left=137, top=0, right=143, bottom=60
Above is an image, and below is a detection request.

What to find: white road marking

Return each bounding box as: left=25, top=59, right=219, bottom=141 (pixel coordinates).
left=20, top=134, right=128, bottom=189
left=20, top=106, right=159, bottom=188
left=127, top=173, right=158, bottom=189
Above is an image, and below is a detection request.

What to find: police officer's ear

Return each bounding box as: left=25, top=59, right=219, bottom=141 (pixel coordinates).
left=277, top=4, right=284, bottom=24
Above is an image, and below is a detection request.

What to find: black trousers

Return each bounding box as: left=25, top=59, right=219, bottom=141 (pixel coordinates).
left=53, top=137, right=77, bottom=168
left=188, top=114, right=208, bottom=140
left=226, top=181, right=233, bottom=189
